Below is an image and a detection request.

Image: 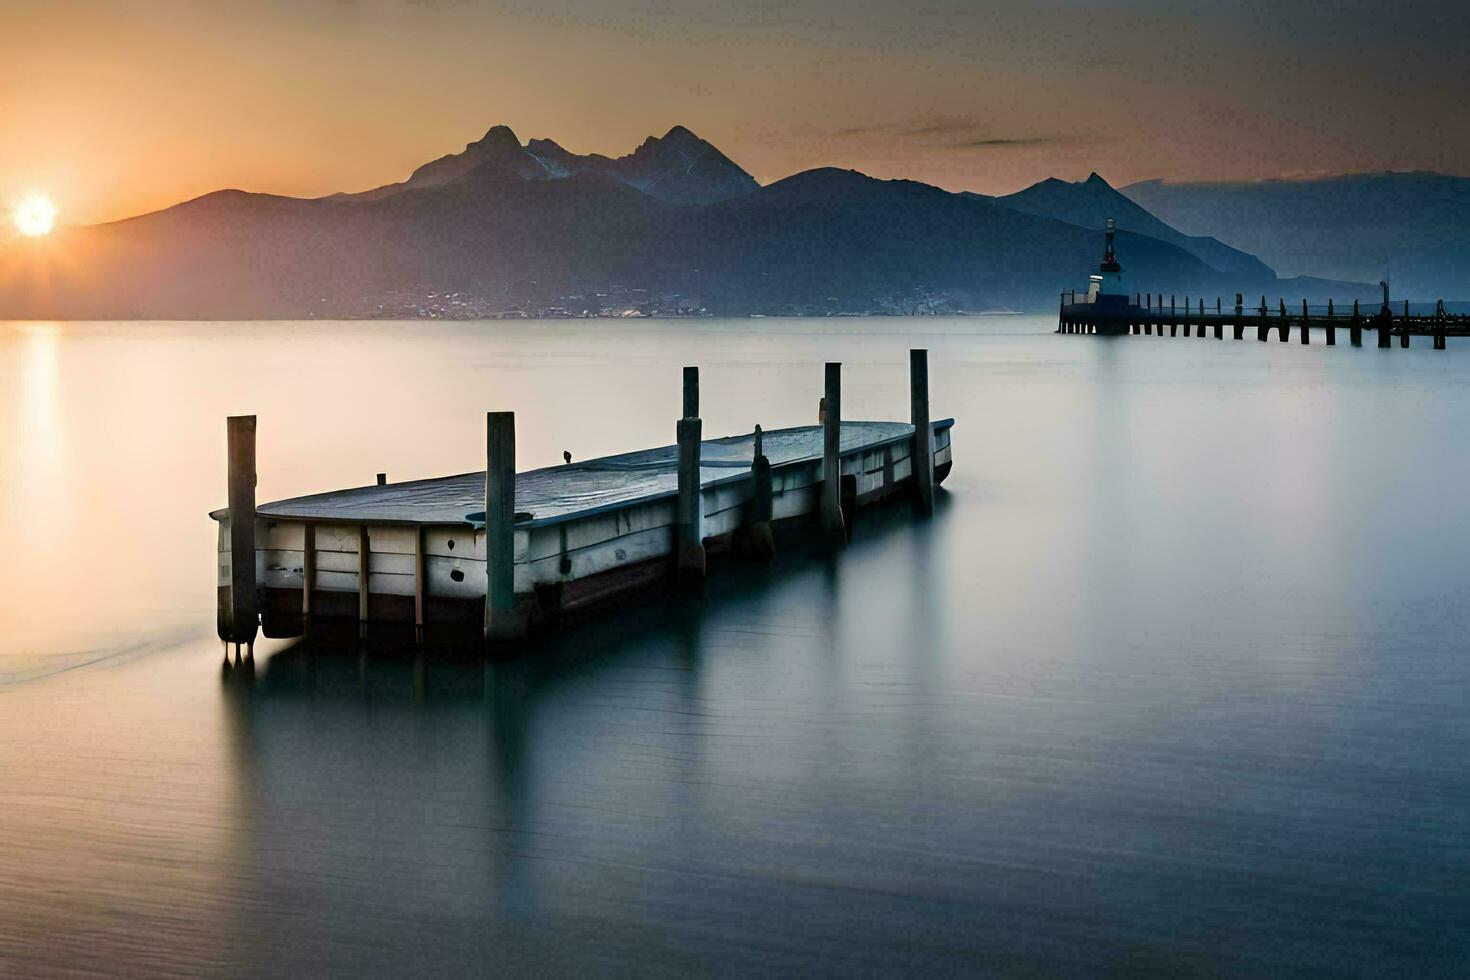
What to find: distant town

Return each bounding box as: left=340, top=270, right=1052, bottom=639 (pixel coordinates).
left=354, top=284, right=975, bottom=319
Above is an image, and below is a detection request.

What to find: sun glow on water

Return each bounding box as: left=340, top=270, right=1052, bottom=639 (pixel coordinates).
left=13, top=194, right=57, bottom=236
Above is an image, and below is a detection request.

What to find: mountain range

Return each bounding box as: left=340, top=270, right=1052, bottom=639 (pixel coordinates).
left=5, top=123, right=1446, bottom=320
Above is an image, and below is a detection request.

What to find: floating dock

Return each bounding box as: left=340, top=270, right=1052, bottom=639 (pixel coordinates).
left=214, top=352, right=953, bottom=655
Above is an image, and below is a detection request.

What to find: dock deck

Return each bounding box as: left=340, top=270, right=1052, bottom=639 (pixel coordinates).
left=239, top=421, right=940, bottom=529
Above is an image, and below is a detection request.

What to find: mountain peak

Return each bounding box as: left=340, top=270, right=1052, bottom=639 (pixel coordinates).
left=661, top=124, right=700, bottom=144
left=345, top=122, right=756, bottom=206
left=474, top=125, right=522, bottom=150
left=1084, top=172, right=1112, bottom=188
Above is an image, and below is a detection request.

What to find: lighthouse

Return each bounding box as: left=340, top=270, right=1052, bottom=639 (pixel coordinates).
left=1084, top=218, right=1125, bottom=304
left=1057, top=216, right=1135, bottom=335
left=1098, top=217, right=1123, bottom=293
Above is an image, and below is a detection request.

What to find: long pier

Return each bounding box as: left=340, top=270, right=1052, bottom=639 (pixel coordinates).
left=1059, top=293, right=1468, bottom=349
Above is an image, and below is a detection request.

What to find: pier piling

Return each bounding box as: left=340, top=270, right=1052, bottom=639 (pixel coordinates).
left=911, top=349, right=935, bottom=516
left=676, top=415, right=707, bottom=583
left=820, top=362, right=847, bottom=548
left=357, top=526, right=370, bottom=638
left=1352, top=300, right=1363, bottom=346
left=1326, top=300, right=1336, bottom=345
left=1401, top=301, right=1411, bottom=348
left=745, top=424, right=776, bottom=559
left=1301, top=300, right=1310, bottom=344
left=485, top=411, right=526, bottom=642
left=683, top=366, right=699, bottom=418
left=220, top=415, right=259, bottom=649
left=302, top=523, right=315, bottom=623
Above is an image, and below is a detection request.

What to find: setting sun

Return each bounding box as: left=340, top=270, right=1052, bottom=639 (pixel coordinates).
left=13, top=193, right=57, bottom=236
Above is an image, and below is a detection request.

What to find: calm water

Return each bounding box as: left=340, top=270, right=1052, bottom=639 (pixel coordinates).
left=2, top=317, right=1468, bottom=976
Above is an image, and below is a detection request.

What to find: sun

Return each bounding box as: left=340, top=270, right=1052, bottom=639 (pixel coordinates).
left=13, top=194, right=58, bottom=237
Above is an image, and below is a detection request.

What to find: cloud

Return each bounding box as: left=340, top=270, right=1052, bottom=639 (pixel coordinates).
left=953, top=136, right=1061, bottom=148
left=826, top=119, right=1085, bottom=149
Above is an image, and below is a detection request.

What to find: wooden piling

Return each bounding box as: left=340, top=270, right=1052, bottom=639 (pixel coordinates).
left=484, top=411, right=525, bottom=642
left=302, top=522, right=315, bottom=623
left=911, top=349, right=935, bottom=516
left=1352, top=300, right=1363, bottom=346
left=220, top=415, right=259, bottom=647
left=1170, top=295, right=1177, bottom=336
left=1326, top=300, right=1336, bottom=345
left=1300, top=299, right=1310, bottom=344
left=414, top=526, right=425, bottom=641
left=376, top=473, right=387, bottom=486
left=840, top=474, right=857, bottom=544
left=1183, top=296, right=1191, bottom=336
left=357, top=525, right=370, bottom=637
left=683, top=365, right=699, bottom=418
left=820, top=362, right=846, bottom=547
left=1215, top=298, right=1223, bottom=338
left=676, top=416, right=707, bottom=581
left=746, top=424, right=775, bottom=559
left=1401, top=300, right=1410, bottom=348
left=1279, top=299, right=1289, bottom=342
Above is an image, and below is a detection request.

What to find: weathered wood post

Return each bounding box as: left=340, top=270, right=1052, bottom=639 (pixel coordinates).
left=1401, top=300, right=1410, bottom=348
left=745, top=424, right=776, bottom=559
left=1215, top=297, right=1223, bottom=338
left=302, top=523, right=315, bottom=624
left=1169, top=295, right=1177, bottom=336
left=413, top=526, right=425, bottom=643
left=219, top=415, right=259, bottom=652
left=1183, top=296, right=1191, bottom=336
left=675, top=415, right=707, bottom=582
left=376, top=473, right=387, bottom=486
left=1058, top=292, right=1065, bottom=332
left=1234, top=294, right=1245, bottom=340
left=1435, top=299, right=1447, bottom=350
left=1377, top=283, right=1392, bottom=347
left=1301, top=299, right=1310, bottom=344
left=1351, top=299, right=1363, bottom=346
left=911, top=348, right=935, bottom=516
left=485, top=411, right=525, bottom=643
left=820, top=362, right=846, bottom=547
left=1257, top=296, right=1269, bottom=341
left=683, top=365, right=699, bottom=418
left=1279, top=299, right=1290, bottom=342
left=1326, top=299, right=1337, bottom=345
left=357, top=526, right=370, bottom=638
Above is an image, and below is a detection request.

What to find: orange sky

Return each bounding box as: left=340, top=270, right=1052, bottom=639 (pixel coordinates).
left=3, top=0, right=1468, bottom=226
